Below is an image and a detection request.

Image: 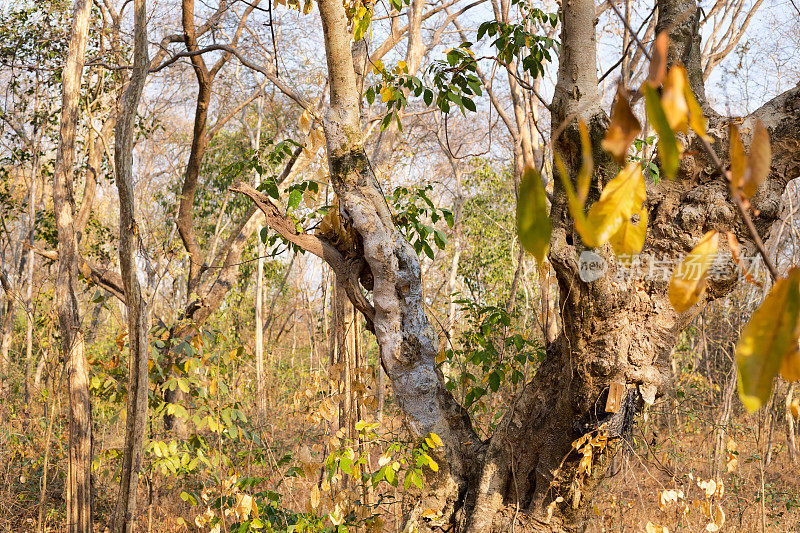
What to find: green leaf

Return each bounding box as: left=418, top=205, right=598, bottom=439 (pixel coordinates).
left=287, top=188, right=303, bottom=210
left=643, top=84, right=680, bottom=180
left=353, top=6, right=372, bottom=41
left=736, top=268, right=800, bottom=412
left=516, top=166, right=551, bottom=266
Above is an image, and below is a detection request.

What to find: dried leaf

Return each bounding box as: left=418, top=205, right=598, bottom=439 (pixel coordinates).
left=310, top=485, right=320, bottom=509
left=647, top=32, right=669, bottom=87
left=645, top=521, right=669, bottom=533
left=643, top=84, right=680, bottom=180
left=706, top=504, right=725, bottom=532
left=602, top=86, right=642, bottom=164
left=736, top=268, right=800, bottom=411
left=683, top=72, right=710, bottom=140
left=743, top=120, right=771, bottom=198
left=790, top=398, right=800, bottom=419
left=729, top=124, right=746, bottom=197
left=668, top=231, right=719, bottom=312
left=298, top=109, right=312, bottom=136
left=517, top=166, right=551, bottom=266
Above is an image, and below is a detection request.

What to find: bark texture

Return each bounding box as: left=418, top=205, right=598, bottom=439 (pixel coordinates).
left=236, top=0, right=800, bottom=530
left=53, top=0, right=95, bottom=529
left=112, top=0, right=150, bottom=529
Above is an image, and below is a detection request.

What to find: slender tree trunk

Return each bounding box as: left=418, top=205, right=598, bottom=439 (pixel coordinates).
left=787, top=384, right=797, bottom=465
left=53, top=0, right=95, bottom=529
left=253, top=95, right=267, bottom=418
left=112, top=0, right=150, bottom=528
left=713, top=361, right=737, bottom=479
left=24, top=153, right=37, bottom=408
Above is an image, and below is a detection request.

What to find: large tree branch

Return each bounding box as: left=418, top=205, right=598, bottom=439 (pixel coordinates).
left=230, top=182, right=376, bottom=324
left=36, top=249, right=126, bottom=304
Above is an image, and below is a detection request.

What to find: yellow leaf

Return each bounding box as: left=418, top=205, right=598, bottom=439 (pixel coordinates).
left=583, top=162, right=646, bottom=248
left=737, top=268, right=800, bottom=411
left=428, top=432, right=444, bottom=447
left=729, top=124, right=746, bottom=197
left=668, top=230, right=719, bottom=313
left=397, top=60, right=408, bottom=73
left=781, top=346, right=800, bottom=381
left=646, top=32, right=669, bottom=87
left=380, top=84, right=393, bottom=103
left=609, top=205, right=647, bottom=255
left=744, top=120, right=771, bottom=198
left=372, top=59, right=384, bottom=74
left=555, top=153, right=593, bottom=243
left=662, top=65, right=689, bottom=133
left=602, top=85, right=642, bottom=164
left=683, top=72, right=710, bottom=141
left=420, top=508, right=439, bottom=519
left=790, top=398, right=799, bottom=419
left=516, top=166, right=551, bottom=266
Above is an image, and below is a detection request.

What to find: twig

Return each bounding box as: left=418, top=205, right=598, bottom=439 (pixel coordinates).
left=697, top=135, right=778, bottom=282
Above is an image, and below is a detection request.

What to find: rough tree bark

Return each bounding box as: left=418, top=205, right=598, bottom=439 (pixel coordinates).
left=52, top=0, right=95, bottom=529
left=235, top=0, right=800, bottom=530
left=112, top=0, right=150, bottom=528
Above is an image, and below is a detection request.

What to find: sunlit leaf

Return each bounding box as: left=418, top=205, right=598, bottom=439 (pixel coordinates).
left=517, top=166, right=551, bottom=265
left=643, top=84, right=680, bottom=180
left=583, top=162, right=646, bottom=248
left=736, top=268, right=800, bottom=411
left=353, top=6, right=372, bottom=41
left=602, top=85, right=642, bottom=164
left=661, top=65, right=689, bottom=133
left=555, top=153, right=593, bottom=243
left=668, top=230, right=719, bottom=313
left=781, top=346, right=800, bottom=381
left=609, top=205, right=648, bottom=255
left=682, top=72, right=710, bottom=141
left=743, top=120, right=771, bottom=198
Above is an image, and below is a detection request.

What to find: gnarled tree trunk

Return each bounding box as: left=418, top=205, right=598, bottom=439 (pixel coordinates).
left=236, top=0, right=800, bottom=530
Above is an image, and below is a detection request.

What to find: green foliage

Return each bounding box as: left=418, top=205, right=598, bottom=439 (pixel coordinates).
left=442, top=298, right=543, bottom=427
left=389, top=185, right=453, bottom=259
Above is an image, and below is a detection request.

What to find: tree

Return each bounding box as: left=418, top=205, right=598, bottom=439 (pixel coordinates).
left=52, top=0, right=95, bottom=528
left=235, top=0, right=800, bottom=531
